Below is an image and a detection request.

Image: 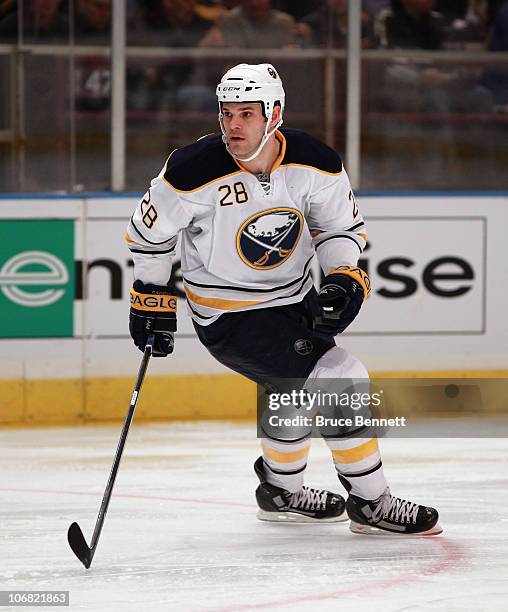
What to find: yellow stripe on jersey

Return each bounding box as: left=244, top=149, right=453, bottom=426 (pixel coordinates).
left=331, top=438, right=379, bottom=464
left=278, top=163, right=342, bottom=177
left=184, top=285, right=261, bottom=310
left=262, top=444, right=310, bottom=464
left=271, top=131, right=287, bottom=172
left=125, top=231, right=142, bottom=245
left=163, top=169, right=244, bottom=194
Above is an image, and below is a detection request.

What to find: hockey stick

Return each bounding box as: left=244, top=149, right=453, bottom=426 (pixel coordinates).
left=67, top=335, right=154, bottom=569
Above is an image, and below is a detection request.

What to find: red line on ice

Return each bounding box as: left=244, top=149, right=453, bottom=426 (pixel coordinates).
left=0, top=487, right=254, bottom=508
left=0, top=487, right=465, bottom=611
left=209, top=538, right=465, bottom=612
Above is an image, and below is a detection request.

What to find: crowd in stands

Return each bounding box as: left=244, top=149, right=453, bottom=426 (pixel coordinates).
left=0, top=0, right=507, bottom=112
left=0, top=0, right=506, bottom=193
left=1, top=1, right=506, bottom=49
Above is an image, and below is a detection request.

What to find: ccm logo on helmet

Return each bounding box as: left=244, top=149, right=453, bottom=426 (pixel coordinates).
left=222, top=86, right=241, bottom=91
left=130, top=290, right=177, bottom=312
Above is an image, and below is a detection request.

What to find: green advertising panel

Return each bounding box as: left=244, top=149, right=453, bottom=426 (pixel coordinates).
left=0, top=220, right=74, bottom=338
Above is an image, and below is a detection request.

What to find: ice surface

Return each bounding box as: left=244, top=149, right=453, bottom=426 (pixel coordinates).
left=0, top=422, right=507, bottom=611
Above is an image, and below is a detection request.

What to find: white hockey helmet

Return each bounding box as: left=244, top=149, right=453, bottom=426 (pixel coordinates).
left=216, top=63, right=285, bottom=162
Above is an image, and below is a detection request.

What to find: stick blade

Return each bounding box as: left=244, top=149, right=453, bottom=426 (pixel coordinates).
left=67, top=522, right=93, bottom=569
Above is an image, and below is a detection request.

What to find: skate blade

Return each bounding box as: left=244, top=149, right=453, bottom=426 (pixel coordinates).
left=349, top=521, right=443, bottom=536
left=257, top=509, right=348, bottom=523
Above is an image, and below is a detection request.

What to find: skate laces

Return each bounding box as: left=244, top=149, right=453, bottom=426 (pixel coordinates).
left=290, top=486, right=328, bottom=512
left=371, top=488, right=419, bottom=524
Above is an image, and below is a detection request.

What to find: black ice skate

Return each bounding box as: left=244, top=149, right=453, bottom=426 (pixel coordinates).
left=346, top=487, right=442, bottom=536
left=254, top=456, right=347, bottom=523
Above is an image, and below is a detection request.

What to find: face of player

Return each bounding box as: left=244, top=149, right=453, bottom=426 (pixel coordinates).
left=221, top=102, right=278, bottom=159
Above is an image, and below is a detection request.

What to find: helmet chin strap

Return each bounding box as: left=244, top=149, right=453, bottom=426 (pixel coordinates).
left=219, top=114, right=283, bottom=163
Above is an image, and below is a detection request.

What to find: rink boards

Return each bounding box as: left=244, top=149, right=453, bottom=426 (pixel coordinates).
left=0, top=194, right=507, bottom=425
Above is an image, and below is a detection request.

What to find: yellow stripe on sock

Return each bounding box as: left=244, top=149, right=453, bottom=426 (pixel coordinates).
left=331, top=438, right=379, bottom=464
left=262, top=444, right=310, bottom=464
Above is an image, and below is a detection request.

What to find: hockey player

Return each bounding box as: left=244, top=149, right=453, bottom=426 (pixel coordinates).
left=126, top=63, right=442, bottom=535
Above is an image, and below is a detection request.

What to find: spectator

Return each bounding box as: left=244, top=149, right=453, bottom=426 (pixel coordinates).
left=1, top=1, right=72, bottom=189
left=128, top=0, right=216, bottom=112
left=435, top=0, right=489, bottom=46
left=127, top=64, right=168, bottom=112
left=74, top=0, right=111, bottom=44
left=0, top=0, right=68, bottom=42
left=73, top=0, right=112, bottom=111
left=0, top=0, right=15, bottom=19
left=435, top=0, right=478, bottom=24
left=194, top=0, right=228, bottom=23
left=25, top=0, right=68, bottom=42
left=374, top=0, right=492, bottom=112
left=375, top=0, right=447, bottom=49
left=363, top=0, right=390, bottom=17
left=370, top=0, right=494, bottom=190
left=272, top=0, right=322, bottom=20
left=200, top=0, right=295, bottom=48
left=298, top=0, right=375, bottom=48
left=130, top=0, right=213, bottom=46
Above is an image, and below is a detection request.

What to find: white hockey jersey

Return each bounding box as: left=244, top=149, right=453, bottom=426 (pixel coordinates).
left=126, top=128, right=367, bottom=325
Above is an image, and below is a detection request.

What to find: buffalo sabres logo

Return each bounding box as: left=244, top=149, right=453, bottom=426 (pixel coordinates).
left=236, top=208, right=303, bottom=270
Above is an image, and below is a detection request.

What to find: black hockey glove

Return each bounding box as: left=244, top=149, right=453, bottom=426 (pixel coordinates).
left=129, top=280, right=177, bottom=357
left=316, top=265, right=371, bottom=335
